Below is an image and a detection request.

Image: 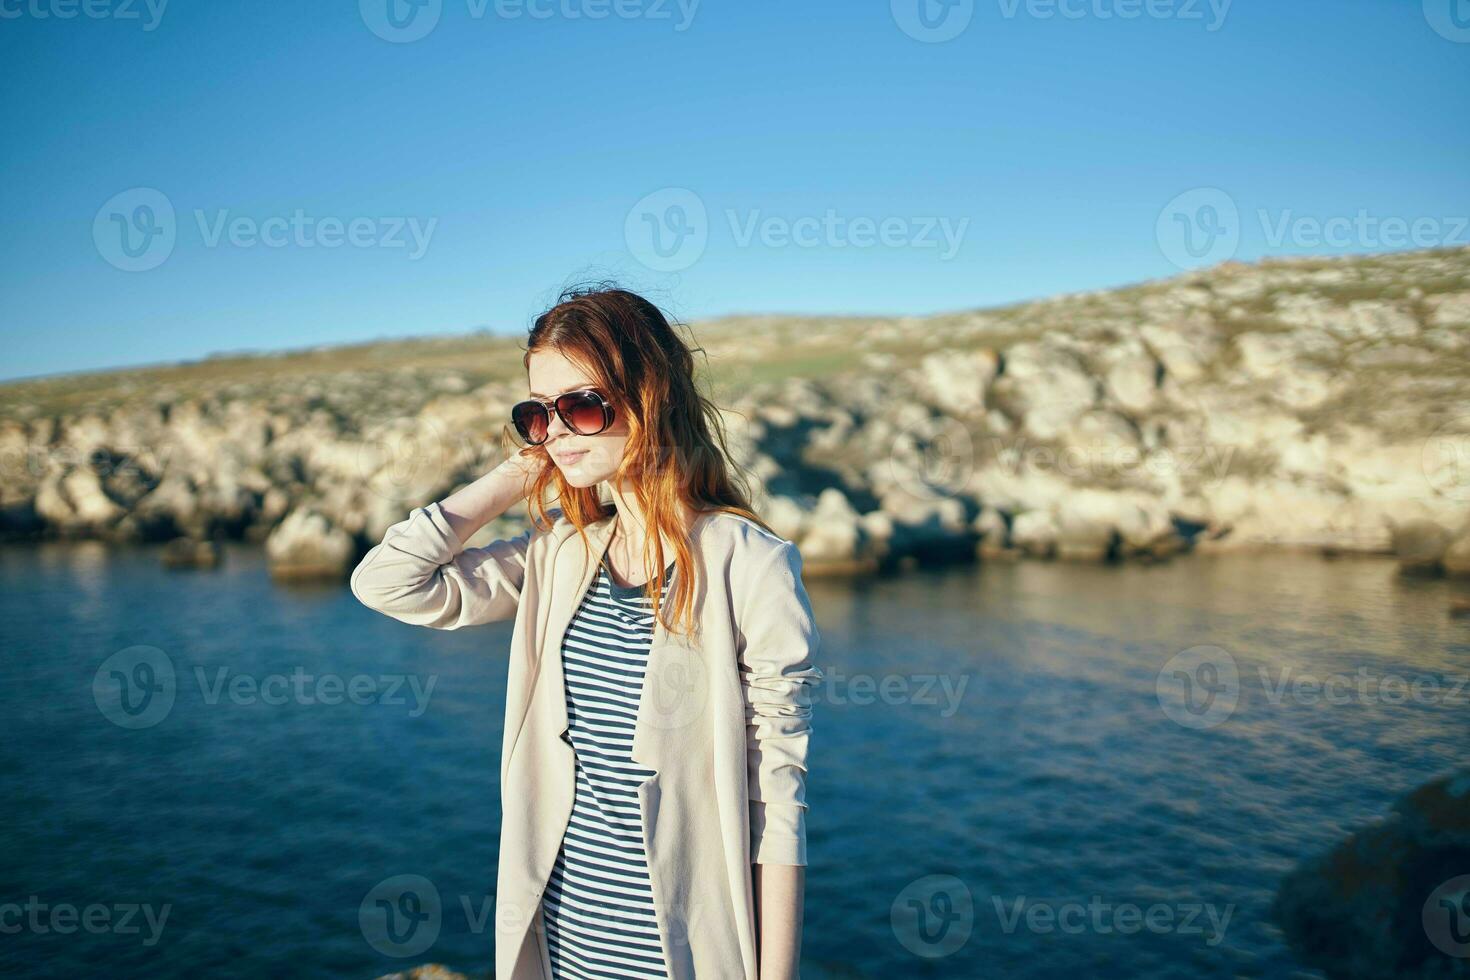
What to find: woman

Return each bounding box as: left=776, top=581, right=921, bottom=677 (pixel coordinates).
left=350, top=285, right=824, bottom=980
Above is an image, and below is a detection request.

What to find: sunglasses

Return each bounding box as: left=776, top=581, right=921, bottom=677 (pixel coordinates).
left=510, top=387, right=616, bottom=445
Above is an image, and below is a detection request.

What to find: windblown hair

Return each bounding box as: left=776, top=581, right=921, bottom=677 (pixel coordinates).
left=513, top=282, right=771, bottom=639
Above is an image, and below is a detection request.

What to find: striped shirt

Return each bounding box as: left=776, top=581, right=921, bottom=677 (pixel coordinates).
left=542, top=556, right=675, bottom=980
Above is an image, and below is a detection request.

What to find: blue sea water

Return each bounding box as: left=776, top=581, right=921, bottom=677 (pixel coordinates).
left=0, top=542, right=1466, bottom=979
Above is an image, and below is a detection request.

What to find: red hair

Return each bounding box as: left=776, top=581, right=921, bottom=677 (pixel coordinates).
left=510, top=283, right=772, bottom=638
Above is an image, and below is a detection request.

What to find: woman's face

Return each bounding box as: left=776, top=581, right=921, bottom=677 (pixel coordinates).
left=525, top=347, right=630, bottom=489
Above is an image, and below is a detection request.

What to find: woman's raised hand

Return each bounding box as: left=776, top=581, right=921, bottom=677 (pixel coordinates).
left=438, top=449, right=544, bottom=544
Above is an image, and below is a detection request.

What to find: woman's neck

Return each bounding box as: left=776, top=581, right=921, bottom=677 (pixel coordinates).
left=604, top=483, right=693, bottom=556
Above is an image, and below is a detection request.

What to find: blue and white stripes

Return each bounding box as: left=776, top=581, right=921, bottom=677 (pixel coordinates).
left=542, top=561, right=674, bottom=980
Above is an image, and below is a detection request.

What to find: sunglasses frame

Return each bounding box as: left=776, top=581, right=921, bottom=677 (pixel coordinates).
left=510, top=387, right=616, bottom=446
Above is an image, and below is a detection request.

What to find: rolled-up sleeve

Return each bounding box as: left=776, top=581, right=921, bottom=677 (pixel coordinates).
left=738, top=538, right=824, bottom=866
left=349, top=500, right=541, bottom=630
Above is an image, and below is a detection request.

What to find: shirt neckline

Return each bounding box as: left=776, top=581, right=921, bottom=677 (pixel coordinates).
left=599, top=557, right=675, bottom=600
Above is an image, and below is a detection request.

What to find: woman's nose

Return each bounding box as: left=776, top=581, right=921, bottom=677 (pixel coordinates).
left=544, top=408, right=570, bottom=441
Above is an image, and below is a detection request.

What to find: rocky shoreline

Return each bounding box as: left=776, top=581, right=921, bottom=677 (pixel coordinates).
left=2, top=246, right=1468, bottom=580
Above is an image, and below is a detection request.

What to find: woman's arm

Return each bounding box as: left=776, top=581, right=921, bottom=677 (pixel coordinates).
left=350, top=454, right=542, bottom=629
left=754, top=863, right=805, bottom=980
left=737, top=538, right=824, bottom=979
left=437, top=452, right=538, bottom=542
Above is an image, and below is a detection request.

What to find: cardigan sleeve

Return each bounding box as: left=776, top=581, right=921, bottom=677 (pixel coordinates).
left=349, top=500, right=543, bottom=630
left=737, top=538, right=824, bottom=866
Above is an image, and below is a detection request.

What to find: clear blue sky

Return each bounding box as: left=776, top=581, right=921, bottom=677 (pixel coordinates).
left=1, top=0, right=1467, bottom=380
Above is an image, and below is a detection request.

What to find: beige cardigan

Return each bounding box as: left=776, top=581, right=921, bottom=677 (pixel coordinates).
left=349, top=500, right=824, bottom=979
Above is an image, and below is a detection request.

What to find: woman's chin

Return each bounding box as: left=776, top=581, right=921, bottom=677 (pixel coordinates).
left=558, top=468, right=606, bottom=489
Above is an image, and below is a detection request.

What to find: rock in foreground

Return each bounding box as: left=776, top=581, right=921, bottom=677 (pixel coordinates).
left=373, top=966, right=488, bottom=980
left=1273, top=769, right=1470, bottom=978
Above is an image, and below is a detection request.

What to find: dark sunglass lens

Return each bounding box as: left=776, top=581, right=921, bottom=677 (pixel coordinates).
left=511, top=402, right=549, bottom=443
left=560, top=390, right=609, bottom=435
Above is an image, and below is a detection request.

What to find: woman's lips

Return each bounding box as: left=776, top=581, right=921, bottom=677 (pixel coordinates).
left=555, top=449, right=589, bottom=465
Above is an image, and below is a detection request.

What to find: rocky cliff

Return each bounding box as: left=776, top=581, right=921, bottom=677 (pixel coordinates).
left=2, top=246, right=1468, bottom=577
